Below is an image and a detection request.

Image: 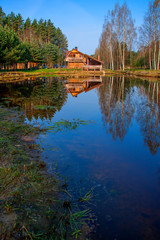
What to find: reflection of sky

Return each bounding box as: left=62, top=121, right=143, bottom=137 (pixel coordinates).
left=1, top=75, right=157, bottom=238
left=33, top=78, right=160, bottom=239
left=26, top=89, right=101, bottom=127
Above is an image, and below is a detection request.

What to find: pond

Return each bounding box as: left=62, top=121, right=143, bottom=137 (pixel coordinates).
left=0, top=76, right=160, bottom=240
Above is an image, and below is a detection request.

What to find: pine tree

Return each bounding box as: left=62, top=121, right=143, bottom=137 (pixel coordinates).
left=0, top=25, right=22, bottom=67
left=47, top=19, right=56, bottom=44
left=32, top=19, right=38, bottom=41
left=0, top=8, right=68, bottom=68
left=30, top=42, right=43, bottom=62
left=0, top=7, right=5, bottom=26
left=43, top=43, right=58, bottom=67
left=19, top=42, right=32, bottom=63
left=55, top=28, right=68, bottom=64
left=24, top=17, right=31, bottom=42
left=15, top=13, right=24, bottom=38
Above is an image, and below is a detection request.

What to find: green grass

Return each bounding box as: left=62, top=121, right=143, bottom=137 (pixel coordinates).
left=48, top=119, right=93, bottom=133
left=0, top=68, right=81, bottom=74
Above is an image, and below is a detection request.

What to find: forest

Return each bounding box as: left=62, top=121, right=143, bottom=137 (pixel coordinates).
left=1, top=0, right=160, bottom=71
left=0, top=7, right=68, bottom=69
left=95, top=0, right=160, bottom=70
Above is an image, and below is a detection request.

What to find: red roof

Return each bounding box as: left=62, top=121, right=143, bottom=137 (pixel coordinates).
left=66, top=51, right=71, bottom=57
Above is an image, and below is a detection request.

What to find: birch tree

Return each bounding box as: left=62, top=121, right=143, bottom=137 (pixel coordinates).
left=139, top=1, right=160, bottom=70
left=97, top=2, right=136, bottom=70
left=139, top=8, right=153, bottom=69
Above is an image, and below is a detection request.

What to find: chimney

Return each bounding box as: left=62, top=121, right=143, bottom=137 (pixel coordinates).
left=98, top=55, right=100, bottom=61
left=75, top=46, right=78, bottom=50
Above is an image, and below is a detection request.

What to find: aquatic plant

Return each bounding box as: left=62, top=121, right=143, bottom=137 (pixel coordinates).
left=78, top=188, right=95, bottom=203
left=48, top=119, right=93, bottom=133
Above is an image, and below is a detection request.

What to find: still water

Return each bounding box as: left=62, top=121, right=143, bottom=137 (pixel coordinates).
left=0, top=76, right=160, bottom=240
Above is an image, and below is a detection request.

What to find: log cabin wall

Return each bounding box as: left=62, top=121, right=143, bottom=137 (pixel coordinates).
left=28, top=62, right=37, bottom=68
left=68, top=62, right=84, bottom=69
left=16, top=63, right=26, bottom=69
left=0, top=62, right=39, bottom=70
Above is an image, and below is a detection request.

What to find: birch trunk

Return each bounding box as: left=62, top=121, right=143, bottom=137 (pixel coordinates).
left=109, top=22, right=114, bottom=70
left=157, top=38, right=160, bottom=70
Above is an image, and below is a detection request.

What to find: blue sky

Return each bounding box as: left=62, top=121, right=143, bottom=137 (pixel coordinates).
left=0, top=0, right=150, bottom=54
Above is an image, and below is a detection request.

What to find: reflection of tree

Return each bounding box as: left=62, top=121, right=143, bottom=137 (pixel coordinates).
left=98, top=76, right=134, bottom=140
left=136, top=82, right=160, bottom=155
left=98, top=76, right=160, bottom=154
left=0, top=77, right=68, bottom=121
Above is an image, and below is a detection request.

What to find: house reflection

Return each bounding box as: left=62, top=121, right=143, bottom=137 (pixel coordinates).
left=65, top=76, right=103, bottom=97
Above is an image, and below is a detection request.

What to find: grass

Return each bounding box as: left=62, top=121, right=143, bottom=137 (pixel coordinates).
left=48, top=119, right=93, bottom=133
left=2, top=67, right=160, bottom=83
left=1, top=67, right=160, bottom=80
left=0, top=107, right=93, bottom=239
left=0, top=68, right=104, bottom=82
left=78, top=188, right=94, bottom=204
left=0, top=68, right=98, bottom=75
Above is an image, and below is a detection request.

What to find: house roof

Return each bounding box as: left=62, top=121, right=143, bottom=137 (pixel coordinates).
left=66, top=51, right=71, bottom=57
left=66, top=48, right=103, bottom=64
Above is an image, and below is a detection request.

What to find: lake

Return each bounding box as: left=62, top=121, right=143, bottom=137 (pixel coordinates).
left=0, top=76, right=160, bottom=240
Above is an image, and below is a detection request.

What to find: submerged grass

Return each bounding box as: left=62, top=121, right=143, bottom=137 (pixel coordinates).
left=48, top=119, right=93, bottom=133
left=78, top=188, right=95, bottom=204
left=0, top=107, right=93, bottom=239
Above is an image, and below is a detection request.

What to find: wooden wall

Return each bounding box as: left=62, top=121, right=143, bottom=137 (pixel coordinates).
left=67, top=62, right=84, bottom=69
left=0, top=62, right=38, bottom=70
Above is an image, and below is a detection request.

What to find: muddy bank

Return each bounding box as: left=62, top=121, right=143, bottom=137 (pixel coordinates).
left=0, top=69, right=120, bottom=83
left=1, top=69, right=160, bottom=83
left=116, top=70, right=160, bottom=80
left=0, top=69, right=105, bottom=82
left=3, top=68, right=160, bottom=84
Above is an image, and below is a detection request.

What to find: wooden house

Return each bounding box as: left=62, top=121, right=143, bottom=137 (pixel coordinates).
left=65, top=48, right=103, bottom=71
left=65, top=76, right=103, bottom=97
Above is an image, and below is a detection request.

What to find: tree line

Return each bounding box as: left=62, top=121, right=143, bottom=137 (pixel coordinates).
left=95, top=0, right=160, bottom=70
left=0, top=7, right=68, bottom=69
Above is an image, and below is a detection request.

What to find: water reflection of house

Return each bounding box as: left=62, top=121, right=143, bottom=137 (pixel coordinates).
left=65, top=76, right=103, bottom=97
left=65, top=48, right=103, bottom=71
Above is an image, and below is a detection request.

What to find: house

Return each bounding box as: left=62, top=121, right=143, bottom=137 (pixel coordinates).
left=65, top=48, right=103, bottom=71
left=65, top=76, right=103, bottom=97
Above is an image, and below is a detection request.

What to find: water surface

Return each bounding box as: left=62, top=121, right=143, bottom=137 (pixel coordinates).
left=0, top=76, right=160, bottom=240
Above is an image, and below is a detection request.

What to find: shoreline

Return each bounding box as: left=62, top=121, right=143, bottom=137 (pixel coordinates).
left=0, top=69, right=113, bottom=82
left=0, top=69, right=160, bottom=83
left=118, top=70, right=160, bottom=79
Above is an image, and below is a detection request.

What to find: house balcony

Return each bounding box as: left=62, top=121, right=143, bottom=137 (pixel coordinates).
left=81, top=65, right=102, bottom=71
left=65, top=57, right=84, bottom=63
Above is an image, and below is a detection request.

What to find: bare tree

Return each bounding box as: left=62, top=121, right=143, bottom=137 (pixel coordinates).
left=112, top=3, right=123, bottom=69
left=97, top=2, right=136, bottom=70
left=139, top=1, right=160, bottom=70
left=127, top=18, right=137, bottom=67
left=139, top=8, right=153, bottom=69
